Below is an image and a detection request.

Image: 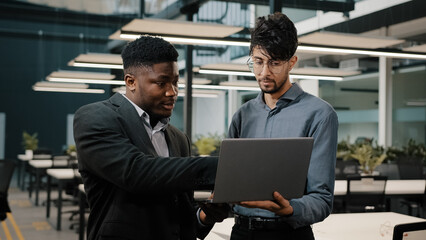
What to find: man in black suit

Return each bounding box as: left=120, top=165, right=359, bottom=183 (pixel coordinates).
left=73, top=36, right=226, bottom=240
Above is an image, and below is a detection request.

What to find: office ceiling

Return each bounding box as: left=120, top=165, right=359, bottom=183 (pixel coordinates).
left=2, top=0, right=425, bottom=91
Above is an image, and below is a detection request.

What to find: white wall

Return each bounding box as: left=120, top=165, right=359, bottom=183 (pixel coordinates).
left=66, top=114, right=75, bottom=146
left=192, top=93, right=227, bottom=139
left=0, top=113, right=5, bottom=159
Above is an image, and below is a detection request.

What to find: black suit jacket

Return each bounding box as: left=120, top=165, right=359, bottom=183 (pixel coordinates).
left=73, top=93, right=217, bottom=240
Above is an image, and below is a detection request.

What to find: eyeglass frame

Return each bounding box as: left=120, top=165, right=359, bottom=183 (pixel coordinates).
left=246, top=57, right=288, bottom=75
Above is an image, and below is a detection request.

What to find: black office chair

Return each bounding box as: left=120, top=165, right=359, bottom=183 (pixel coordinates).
left=335, top=159, right=359, bottom=180
left=345, top=175, right=388, bottom=213
left=396, top=157, right=425, bottom=217
left=0, top=160, right=16, bottom=221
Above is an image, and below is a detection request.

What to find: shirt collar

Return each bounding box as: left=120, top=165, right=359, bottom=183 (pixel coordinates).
left=121, top=94, right=170, bottom=130
left=255, top=82, right=304, bottom=105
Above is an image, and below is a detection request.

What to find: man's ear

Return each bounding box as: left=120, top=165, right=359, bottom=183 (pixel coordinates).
left=124, top=74, right=136, bottom=91
left=288, top=55, right=298, bottom=71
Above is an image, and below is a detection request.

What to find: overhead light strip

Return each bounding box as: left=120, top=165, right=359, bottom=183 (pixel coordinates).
left=33, top=86, right=105, bottom=94
left=178, top=83, right=260, bottom=91
left=119, top=33, right=250, bottom=47
left=297, top=45, right=426, bottom=60
left=290, top=74, right=343, bottom=81
left=72, top=62, right=123, bottom=69
left=119, top=32, right=426, bottom=60
left=47, top=77, right=124, bottom=85
left=198, top=69, right=343, bottom=81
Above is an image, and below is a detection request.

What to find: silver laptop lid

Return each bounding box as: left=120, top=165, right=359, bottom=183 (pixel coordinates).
left=211, top=137, right=313, bottom=203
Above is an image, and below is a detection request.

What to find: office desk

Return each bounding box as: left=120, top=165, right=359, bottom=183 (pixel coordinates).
left=16, top=154, right=31, bottom=190
left=28, top=159, right=69, bottom=206
left=313, top=212, right=426, bottom=240
left=334, top=179, right=425, bottom=212
left=203, top=212, right=426, bottom=240
left=334, top=180, right=426, bottom=196
left=45, top=168, right=76, bottom=231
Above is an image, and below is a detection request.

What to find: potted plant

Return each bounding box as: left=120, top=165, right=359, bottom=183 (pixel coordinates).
left=351, top=143, right=387, bottom=175
left=193, top=133, right=223, bottom=156
left=66, top=144, right=77, bottom=159
left=22, top=131, right=38, bottom=158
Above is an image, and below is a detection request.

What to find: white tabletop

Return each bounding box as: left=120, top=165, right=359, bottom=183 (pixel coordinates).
left=334, top=180, right=426, bottom=196
left=46, top=168, right=76, bottom=179
left=313, top=212, right=426, bottom=240
left=17, top=154, right=31, bottom=161
left=385, top=180, right=426, bottom=195
left=203, top=212, right=426, bottom=240
left=29, top=160, right=53, bottom=168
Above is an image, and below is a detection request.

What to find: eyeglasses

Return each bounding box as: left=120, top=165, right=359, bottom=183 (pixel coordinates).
left=246, top=57, right=286, bottom=74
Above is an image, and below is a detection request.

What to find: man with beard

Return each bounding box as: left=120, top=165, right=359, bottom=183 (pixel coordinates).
left=228, top=12, right=339, bottom=240
left=73, top=36, right=228, bottom=240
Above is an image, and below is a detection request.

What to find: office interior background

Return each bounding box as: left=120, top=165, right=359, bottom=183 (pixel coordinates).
left=0, top=0, right=425, bottom=160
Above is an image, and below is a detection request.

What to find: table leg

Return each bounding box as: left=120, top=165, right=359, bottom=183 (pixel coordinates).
left=28, top=168, right=33, bottom=199
left=79, top=191, right=86, bottom=240
left=21, top=161, right=28, bottom=191
left=16, top=159, right=21, bottom=188
left=57, top=181, right=63, bottom=231
left=35, top=168, right=40, bottom=206
left=46, top=175, right=51, bottom=218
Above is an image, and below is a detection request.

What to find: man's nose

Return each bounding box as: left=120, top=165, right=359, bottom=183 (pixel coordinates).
left=165, top=84, right=177, bottom=96
left=259, top=63, right=271, bottom=76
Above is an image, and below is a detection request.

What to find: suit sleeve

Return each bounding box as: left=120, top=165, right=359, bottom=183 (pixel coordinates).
left=73, top=103, right=217, bottom=195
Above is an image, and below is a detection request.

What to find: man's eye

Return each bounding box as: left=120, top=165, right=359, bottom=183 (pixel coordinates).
left=254, top=61, right=263, bottom=66
left=270, top=61, right=281, bottom=66
left=156, top=82, right=165, bottom=86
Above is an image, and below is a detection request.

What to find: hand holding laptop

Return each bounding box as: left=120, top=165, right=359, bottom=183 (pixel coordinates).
left=239, top=191, right=294, bottom=216
left=198, top=193, right=231, bottom=225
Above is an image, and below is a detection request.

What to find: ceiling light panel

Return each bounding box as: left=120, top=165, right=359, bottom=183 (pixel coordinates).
left=120, top=18, right=243, bottom=38
left=299, top=32, right=404, bottom=49
left=47, top=70, right=115, bottom=80
left=69, top=53, right=123, bottom=69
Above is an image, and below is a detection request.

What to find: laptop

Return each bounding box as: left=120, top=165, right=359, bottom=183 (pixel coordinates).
left=393, top=222, right=426, bottom=240
left=196, top=137, right=314, bottom=203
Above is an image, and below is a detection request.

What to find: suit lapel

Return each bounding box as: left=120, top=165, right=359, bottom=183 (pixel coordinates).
left=109, top=93, right=158, bottom=157
left=164, top=128, right=180, bottom=157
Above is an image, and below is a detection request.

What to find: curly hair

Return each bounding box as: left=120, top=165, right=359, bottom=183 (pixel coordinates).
left=121, top=35, right=178, bottom=72
left=250, top=12, right=298, bottom=61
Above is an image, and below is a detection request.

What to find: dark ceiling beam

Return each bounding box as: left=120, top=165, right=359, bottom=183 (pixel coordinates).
left=324, top=0, right=426, bottom=35
left=0, top=1, right=134, bottom=28
left=152, top=0, right=209, bottom=19
left=214, top=0, right=355, bottom=12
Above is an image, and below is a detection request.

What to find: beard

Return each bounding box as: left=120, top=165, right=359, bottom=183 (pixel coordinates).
left=258, top=77, right=288, bottom=94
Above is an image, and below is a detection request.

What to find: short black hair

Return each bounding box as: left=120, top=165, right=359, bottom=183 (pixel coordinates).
left=121, top=35, right=179, bottom=71
left=250, top=12, right=298, bottom=61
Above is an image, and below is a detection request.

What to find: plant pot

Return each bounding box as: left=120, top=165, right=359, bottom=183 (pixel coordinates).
left=25, top=149, right=33, bottom=159
left=360, top=170, right=380, bottom=176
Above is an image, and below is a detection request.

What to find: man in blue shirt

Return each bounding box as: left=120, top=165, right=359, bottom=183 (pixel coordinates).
left=228, top=12, right=339, bottom=239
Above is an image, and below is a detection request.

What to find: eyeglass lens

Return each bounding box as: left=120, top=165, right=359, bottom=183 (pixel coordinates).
left=247, top=59, right=284, bottom=74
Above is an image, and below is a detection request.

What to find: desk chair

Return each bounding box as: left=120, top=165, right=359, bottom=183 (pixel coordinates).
left=345, top=175, right=388, bottom=213
left=392, top=221, right=426, bottom=240
left=397, top=157, right=425, bottom=217
left=335, top=159, right=359, bottom=180
left=0, top=160, right=16, bottom=221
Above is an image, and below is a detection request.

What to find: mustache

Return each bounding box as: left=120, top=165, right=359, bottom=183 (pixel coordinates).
left=258, top=77, right=274, bottom=82
left=163, top=98, right=177, bottom=104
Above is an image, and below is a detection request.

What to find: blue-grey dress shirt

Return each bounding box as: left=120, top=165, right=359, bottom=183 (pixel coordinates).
left=228, top=83, right=339, bottom=229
